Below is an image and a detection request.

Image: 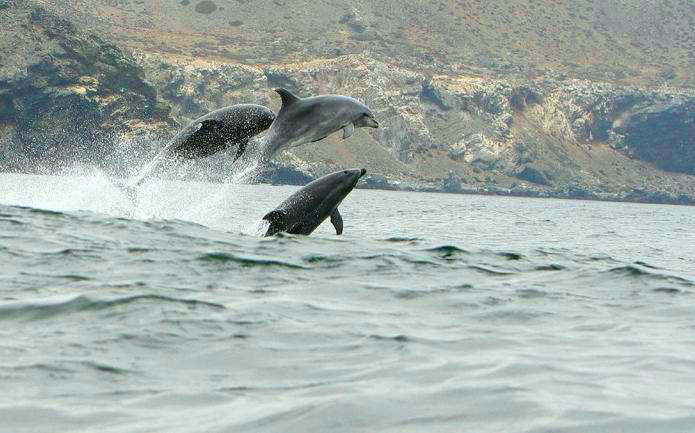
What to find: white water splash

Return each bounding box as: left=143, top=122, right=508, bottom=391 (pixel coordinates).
left=246, top=218, right=271, bottom=237
left=0, top=159, right=279, bottom=233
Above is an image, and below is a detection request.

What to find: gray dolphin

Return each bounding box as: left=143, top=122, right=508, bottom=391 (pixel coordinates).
left=262, top=168, right=366, bottom=236
left=114, top=104, right=274, bottom=202
left=169, top=104, right=275, bottom=161
left=241, top=88, right=379, bottom=163
left=124, top=104, right=275, bottom=188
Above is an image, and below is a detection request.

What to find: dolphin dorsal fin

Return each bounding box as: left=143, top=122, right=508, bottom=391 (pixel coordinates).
left=275, top=88, right=300, bottom=109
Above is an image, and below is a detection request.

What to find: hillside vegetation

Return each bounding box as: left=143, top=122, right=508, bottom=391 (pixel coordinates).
left=51, top=0, right=695, bottom=87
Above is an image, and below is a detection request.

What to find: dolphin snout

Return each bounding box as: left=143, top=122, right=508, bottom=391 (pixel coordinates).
left=366, top=117, right=379, bottom=128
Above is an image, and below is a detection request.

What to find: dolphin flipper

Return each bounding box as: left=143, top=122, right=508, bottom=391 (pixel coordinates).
left=233, top=138, right=250, bottom=161
left=342, top=123, right=355, bottom=139
left=330, top=208, right=343, bottom=235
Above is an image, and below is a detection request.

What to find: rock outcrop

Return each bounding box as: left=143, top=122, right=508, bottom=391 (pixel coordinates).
left=0, top=1, right=172, bottom=173
left=131, top=52, right=695, bottom=204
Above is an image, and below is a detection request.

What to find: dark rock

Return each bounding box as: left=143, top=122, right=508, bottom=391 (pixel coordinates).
left=360, top=174, right=400, bottom=190
left=516, top=165, right=550, bottom=186
left=442, top=170, right=462, bottom=193
left=339, top=11, right=367, bottom=33
left=263, top=69, right=300, bottom=93
left=255, top=164, right=314, bottom=186
left=623, top=188, right=677, bottom=204
left=614, top=100, right=695, bottom=175
left=420, top=79, right=451, bottom=111
left=566, top=184, right=593, bottom=199
left=194, top=1, right=216, bottom=14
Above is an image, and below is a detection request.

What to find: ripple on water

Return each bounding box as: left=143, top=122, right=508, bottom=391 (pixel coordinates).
left=1, top=179, right=695, bottom=433
left=0, top=294, right=226, bottom=321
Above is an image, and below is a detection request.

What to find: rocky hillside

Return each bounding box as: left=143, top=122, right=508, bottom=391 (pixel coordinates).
left=0, top=0, right=173, bottom=173
left=1, top=0, right=694, bottom=205
left=136, top=52, right=695, bottom=204
left=49, top=0, right=695, bottom=88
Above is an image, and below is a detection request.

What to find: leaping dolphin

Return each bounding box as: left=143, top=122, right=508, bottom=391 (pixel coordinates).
left=240, top=88, right=379, bottom=164
left=118, top=104, right=275, bottom=191
left=262, top=168, right=367, bottom=236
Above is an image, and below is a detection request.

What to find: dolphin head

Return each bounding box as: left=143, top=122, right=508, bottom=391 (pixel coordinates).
left=351, top=105, right=379, bottom=129
left=326, top=167, right=367, bottom=199
left=257, top=110, right=276, bottom=132
left=298, top=167, right=366, bottom=209
left=342, top=167, right=367, bottom=188
left=245, top=105, right=276, bottom=134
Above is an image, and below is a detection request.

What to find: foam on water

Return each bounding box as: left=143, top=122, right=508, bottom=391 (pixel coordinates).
left=0, top=159, right=271, bottom=231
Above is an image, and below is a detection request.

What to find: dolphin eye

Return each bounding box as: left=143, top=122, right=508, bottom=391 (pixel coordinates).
left=343, top=171, right=348, bottom=175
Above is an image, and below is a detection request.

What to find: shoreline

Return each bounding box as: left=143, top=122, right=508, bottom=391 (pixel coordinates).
left=3, top=168, right=693, bottom=208
left=356, top=184, right=695, bottom=207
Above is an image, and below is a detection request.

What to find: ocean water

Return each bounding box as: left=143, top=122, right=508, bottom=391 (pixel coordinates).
left=1, top=172, right=694, bottom=433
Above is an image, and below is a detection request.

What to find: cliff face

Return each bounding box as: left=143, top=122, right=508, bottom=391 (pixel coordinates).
left=0, top=1, right=172, bottom=172
left=137, top=52, right=695, bottom=203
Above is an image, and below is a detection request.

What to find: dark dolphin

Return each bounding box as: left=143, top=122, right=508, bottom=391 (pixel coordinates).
left=262, top=168, right=367, bottom=236
left=240, top=88, right=379, bottom=163
left=169, top=104, right=275, bottom=161
left=126, top=104, right=275, bottom=188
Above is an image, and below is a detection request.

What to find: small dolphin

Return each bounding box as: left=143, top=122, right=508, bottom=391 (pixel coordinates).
left=262, top=168, right=367, bottom=236
left=123, top=104, right=275, bottom=190
left=241, top=88, right=379, bottom=163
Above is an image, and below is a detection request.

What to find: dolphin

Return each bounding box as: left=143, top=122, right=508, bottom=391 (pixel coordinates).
left=169, top=104, right=275, bottom=161
left=121, top=104, right=275, bottom=189
left=113, top=104, right=275, bottom=202
left=262, top=168, right=367, bottom=236
left=240, top=88, right=379, bottom=164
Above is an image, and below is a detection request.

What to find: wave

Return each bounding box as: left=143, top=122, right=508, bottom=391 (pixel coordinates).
left=198, top=252, right=307, bottom=269
left=0, top=294, right=225, bottom=321
left=605, top=265, right=694, bottom=287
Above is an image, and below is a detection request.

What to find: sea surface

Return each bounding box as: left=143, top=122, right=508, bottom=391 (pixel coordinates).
left=1, top=172, right=694, bottom=433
